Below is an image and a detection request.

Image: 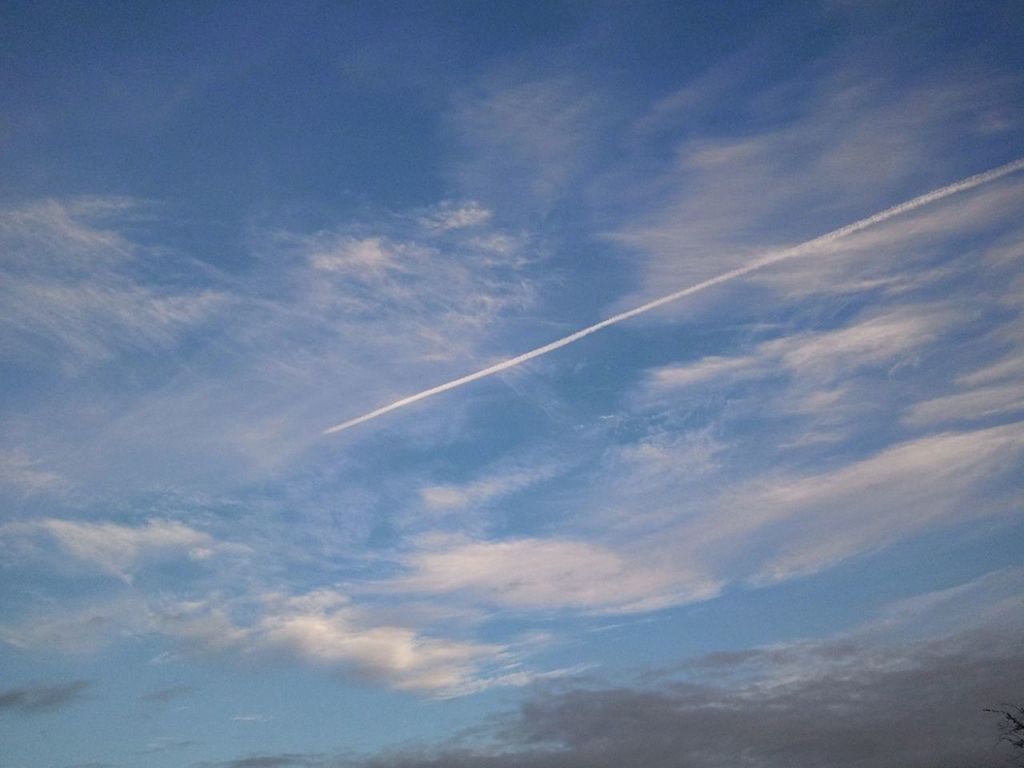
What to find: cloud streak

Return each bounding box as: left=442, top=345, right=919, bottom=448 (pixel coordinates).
left=0, top=681, right=91, bottom=715
left=0, top=518, right=226, bottom=581
left=324, top=157, right=1024, bottom=434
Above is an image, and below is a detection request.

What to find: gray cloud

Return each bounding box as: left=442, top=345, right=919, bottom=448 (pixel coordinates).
left=201, top=756, right=328, bottom=768
left=0, top=680, right=91, bottom=714
left=139, top=684, right=195, bottom=704
left=229, top=625, right=1023, bottom=768
left=496, top=633, right=1023, bottom=768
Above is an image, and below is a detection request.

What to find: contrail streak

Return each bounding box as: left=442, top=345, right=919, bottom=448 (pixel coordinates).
left=324, top=157, right=1024, bottom=435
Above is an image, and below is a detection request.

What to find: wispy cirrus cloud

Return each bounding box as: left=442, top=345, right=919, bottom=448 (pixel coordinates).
left=449, top=76, right=606, bottom=212
left=726, top=423, right=1024, bottom=585
left=0, top=450, right=63, bottom=494
left=647, top=304, right=955, bottom=394
left=575, top=421, right=1024, bottom=600
left=291, top=227, right=534, bottom=361
left=0, top=197, right=223, bottom=368
left=416, top=201, right=493, bottom=233
left=0, top=518, right=231, bottom=581
left=381, top=535, right=716, bottom=615
left=483, top=394, right=1023, bottom=616
left=0, top=192, right=559, bottom=696
left=0, top=191, right=543, bottom=498
left=419, top=459, right=563, bottom=515
left=611, top=71, right=1022, bottom=309
left=903, top=381, right=1024, bottom=427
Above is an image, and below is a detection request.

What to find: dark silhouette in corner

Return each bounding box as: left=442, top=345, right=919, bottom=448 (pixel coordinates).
left=986, top=704, right=1024, bottom=765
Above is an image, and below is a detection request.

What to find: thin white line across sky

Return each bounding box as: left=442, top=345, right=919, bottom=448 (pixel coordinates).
left=324, top=157, right=1024, bottom=435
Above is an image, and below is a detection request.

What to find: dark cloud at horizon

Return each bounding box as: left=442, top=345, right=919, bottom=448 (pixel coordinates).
left=200, top=755, right=328, bottom=768
left=0, top=680, right=91, bottom=715
left=205, top=628, right=1024, bottom=768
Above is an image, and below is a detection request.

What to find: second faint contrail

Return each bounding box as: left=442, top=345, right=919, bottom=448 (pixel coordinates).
left=324, top=157, right=1024, bottom=435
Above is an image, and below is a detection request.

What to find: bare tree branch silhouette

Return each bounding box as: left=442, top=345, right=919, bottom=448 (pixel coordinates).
left=985, top=704, right=1024, bottom=766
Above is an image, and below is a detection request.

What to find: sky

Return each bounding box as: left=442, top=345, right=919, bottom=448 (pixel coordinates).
left=1, top=2, right=1024, bottom=767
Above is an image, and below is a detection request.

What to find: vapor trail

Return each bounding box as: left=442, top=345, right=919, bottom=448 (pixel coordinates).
left=324, top=157, right=1024, bottom=435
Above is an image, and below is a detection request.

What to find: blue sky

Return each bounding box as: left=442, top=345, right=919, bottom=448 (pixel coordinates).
left=2, top=2, right=1024, bottom=767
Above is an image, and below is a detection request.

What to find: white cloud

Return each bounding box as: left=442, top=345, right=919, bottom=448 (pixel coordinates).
left=384, top=536, right=718, bottom=614
left=904, top=382, right=1024, bottom=427
left=0, top=193, right=542, bottom=496
left=769, top=310, right=947, bottom=376
left=0, top=518, right=224, bottom=580
left=4, top=44, right=1022, bottom=716
left=420, top=461, right=561, bottom=513
left=0, top=450, right=62, bottom=494
left=630, top=302, right=971, bottom=455
left=0, top=197, right=135, bottom=263
left=580, top=427, right=726, bottom=535
left=255, top=589, right=509, bottom=696
left=325, top=159, right=1018, bottom=436
left=564, top=421, right=1024, bottom=607
left=609, top=72, right=1022, bottom=315
left=0, top=585, right=554, bottom=698
left=279, top=225, right=535, bottom=361
left=722, top=423, right=1024, bottom=584
left=647, top=305, right=954, bottom=394
left=649, top=355, right=754, bottom=389
left=309, top=236, right=398, bottom=275
left=751, top=178, right=1024, bottom=302
left=960, top=351, right=1024, bottom=387
left=418, top=201, right=493, bottom=232
left=0, top=198, right=223, bottom=368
